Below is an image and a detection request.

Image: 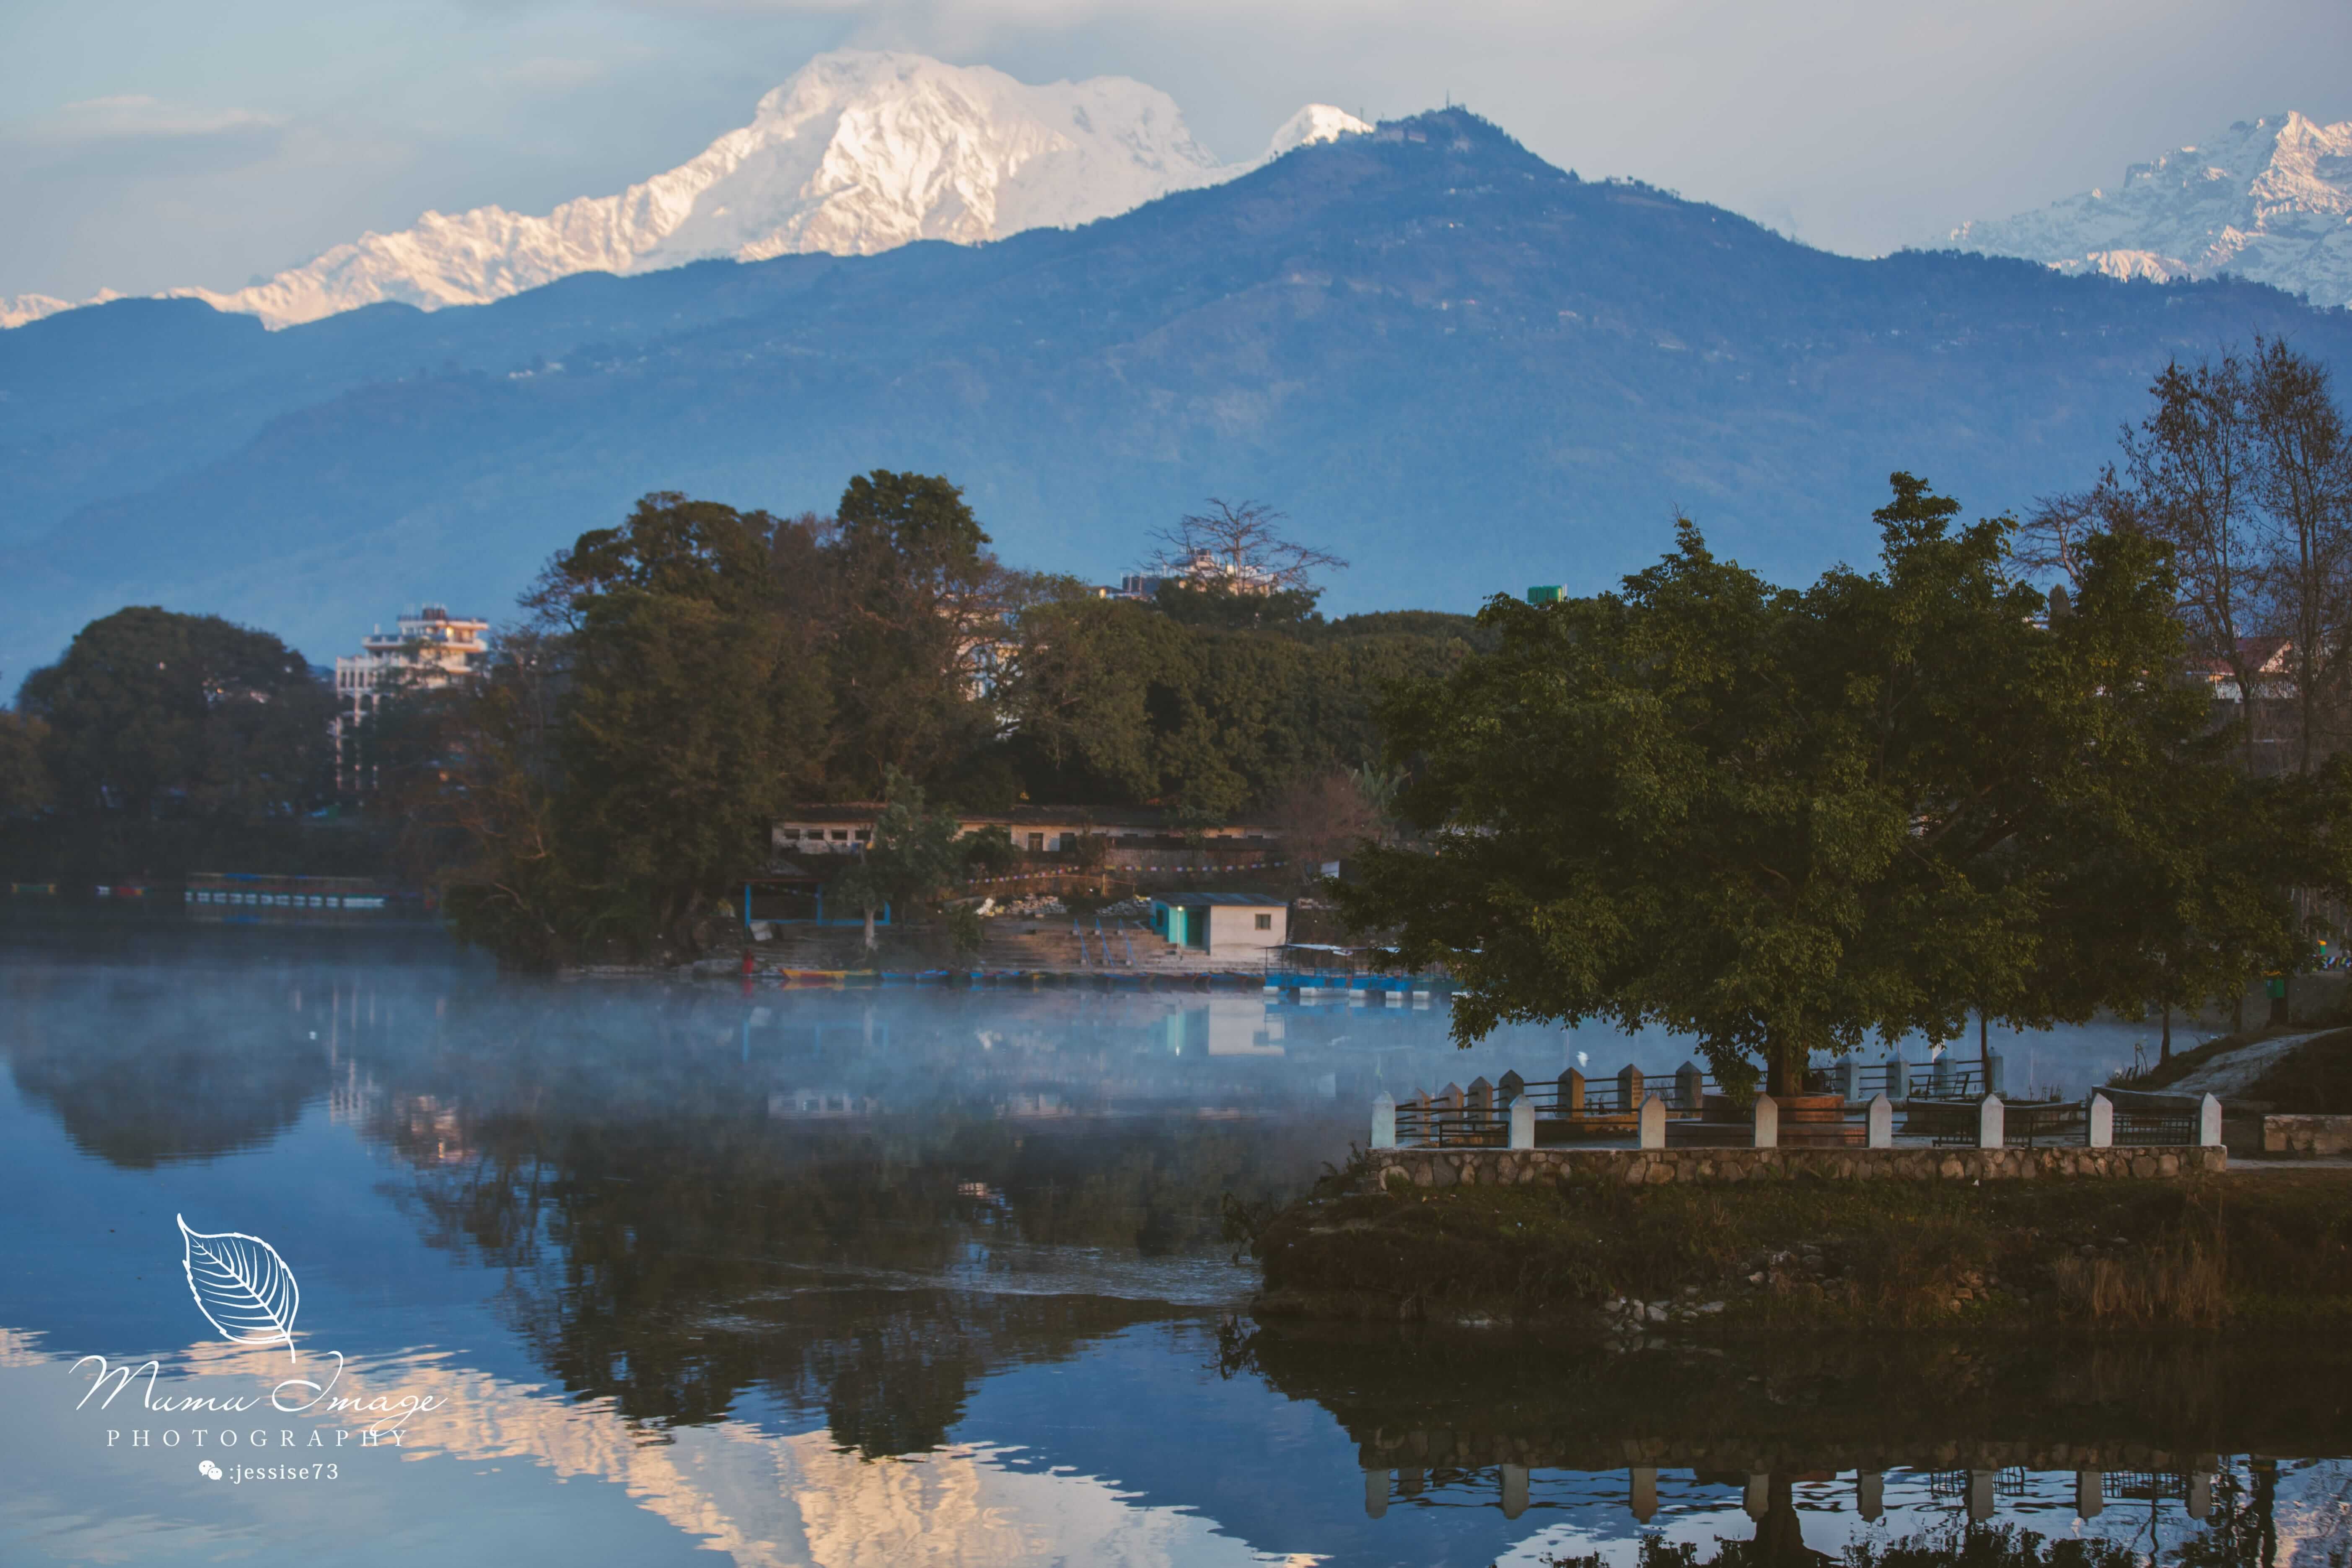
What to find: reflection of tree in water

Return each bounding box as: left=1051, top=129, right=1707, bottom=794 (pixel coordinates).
left=1553, top=1520, right=2145, bottom=1566
left=1239, top=1322, right=2317, bottom=1568
left=1238, top=1322, right=2351, bottom=1466
left=2169, top=1464, right=2279, bottom=1568
left=7, top=976, right=327, bottom=1167
left=342, top=991, right=1331, bottom=1454
left=394, top=1113, right=1264, bottom=1448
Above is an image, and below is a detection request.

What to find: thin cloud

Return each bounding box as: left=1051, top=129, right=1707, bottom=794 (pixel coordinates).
left=19, top=96, right=287, bottom=148
left=490, top=55, right=620, bottom=91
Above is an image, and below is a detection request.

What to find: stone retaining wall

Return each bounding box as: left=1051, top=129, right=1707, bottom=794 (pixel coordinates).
left=1368, top=1143, right=2225, bottom=1189
left=2263, top=1114, right=2352, bottom=1157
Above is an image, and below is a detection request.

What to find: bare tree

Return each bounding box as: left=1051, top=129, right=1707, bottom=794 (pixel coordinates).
left=1146, top=500, right=1347, bottom=596
left=2034, top=343, right=2352, bottom=775
left=2123, top=351, right=2271, bottom=769
left=2249, top=337, right=2352, bottom=772
left=1267, top=770, right=1383, bottom=889
left=2014, top=464, right=2140, bottom=589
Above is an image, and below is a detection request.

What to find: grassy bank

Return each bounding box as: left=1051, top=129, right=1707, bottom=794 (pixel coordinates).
left=1245, top=1167, right=2352, bottom=1332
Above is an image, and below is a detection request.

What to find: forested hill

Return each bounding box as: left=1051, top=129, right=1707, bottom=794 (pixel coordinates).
left=5, top=107, right=2351, bottom=678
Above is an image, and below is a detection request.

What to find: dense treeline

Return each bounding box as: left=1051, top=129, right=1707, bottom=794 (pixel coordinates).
left=13, top=339, right=2346, bottom=999
left=1005, top=593, right=1479, bottom=814
left=0, top=476, right=1466, bottom=934
left=378, top=475, right=1471, bottom=964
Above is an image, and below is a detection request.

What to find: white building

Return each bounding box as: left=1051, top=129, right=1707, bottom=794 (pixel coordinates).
left=332, top=604, right=490, bottom=791
left=1149, top=892, right=1289, bottom=956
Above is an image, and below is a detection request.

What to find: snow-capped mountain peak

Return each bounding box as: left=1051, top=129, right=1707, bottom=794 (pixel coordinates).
left=5, top=54, right=1370, bottom=331
left=1265, top=103, right=1375, bottom=159
left=1946, top=111, right=2352, bottom=308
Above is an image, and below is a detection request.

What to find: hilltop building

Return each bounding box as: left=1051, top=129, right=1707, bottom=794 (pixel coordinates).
left=332, top=604, right=490, bottom=792
left=1091, top=574, right=1164, bottom=601
left=1091, top=554, right=1281, bottom=602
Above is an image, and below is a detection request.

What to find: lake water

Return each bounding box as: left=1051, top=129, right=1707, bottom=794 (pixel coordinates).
left=2, top=914, right=2342, bottom=1566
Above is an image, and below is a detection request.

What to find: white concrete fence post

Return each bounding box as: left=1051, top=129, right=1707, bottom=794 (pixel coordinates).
left=1978, top=1095, right=2005, bottom=1150
left=1638, top=1094, right=1667, bottom=1150
left=1500, top=1464, right=1529, bottom=1519
left=2199, top=1094, right=2223, bottom=1148
left=1509, top=1097, right=1535, bottom=1151
left=1986, top=1048, right=2006, bottom=1096
left=1629, top=1467, right=1658, bottom=1523
left=1752, top=1093, right=1779, bottom=1149
left=1885, top=1054, right=1908, bottom=1102
left=1833, top=1057, right=1860, bottom=1104
left=1866, top=1092, right=1893, bottom=1148
left=2088, top=1092, right=2114, bottom=1149
left=1856, top=1471, right=1885, bottom=1523
left=2075, top=1470, right=2103, bottom=1519
left=1372, top=1092, right=1396, bottom=1150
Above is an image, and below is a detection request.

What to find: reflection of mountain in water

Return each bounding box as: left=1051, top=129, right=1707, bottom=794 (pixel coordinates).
left=26, top=1333, right=1282, bottom=1568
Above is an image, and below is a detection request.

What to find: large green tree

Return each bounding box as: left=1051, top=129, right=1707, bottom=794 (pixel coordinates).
left=447, top=495, right=831, bottom=964
left=2015, top=529, right=2343, bottom=1055
left=18, top=606, right=331, bottom=819
left=1335, top=475, right=2320, bottom=1095
left=828, top=471, right=1005, bottom=794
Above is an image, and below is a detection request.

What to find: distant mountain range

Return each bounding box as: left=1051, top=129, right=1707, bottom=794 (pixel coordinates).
left=1949, top=111, right=2352, bottom=308
left=10, top=75, right=2348, bottom=332
left=0, top=52, right=1367, bottom=332
left=3, top=105, right=2351, bottom=684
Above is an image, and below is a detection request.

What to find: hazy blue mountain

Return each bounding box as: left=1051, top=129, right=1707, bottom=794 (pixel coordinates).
left=5, top=107, right=2350, bottom=679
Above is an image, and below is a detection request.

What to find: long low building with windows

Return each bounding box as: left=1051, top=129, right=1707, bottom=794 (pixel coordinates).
left=772, top=805, right=1282, bottom=858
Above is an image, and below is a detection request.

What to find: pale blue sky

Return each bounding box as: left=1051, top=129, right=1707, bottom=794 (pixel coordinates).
left=4, top=0, right=2348, bottom=301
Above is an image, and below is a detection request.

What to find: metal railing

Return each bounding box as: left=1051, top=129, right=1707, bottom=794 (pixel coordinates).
left=2101, top=1089, right=2204, bottom=1146
left=1901, top=1095, right=2075, bottom=1147
left=1391, top=1065, right=1727, bottom=1147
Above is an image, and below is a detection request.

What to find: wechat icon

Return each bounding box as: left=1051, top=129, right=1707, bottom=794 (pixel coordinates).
left=198, top=1460, right=222, bottom=1480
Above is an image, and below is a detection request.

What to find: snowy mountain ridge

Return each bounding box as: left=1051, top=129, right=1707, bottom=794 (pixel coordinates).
left=1948, top=111, right=2352, bottom=308
left=2, top=52, right=1368, bottom=331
